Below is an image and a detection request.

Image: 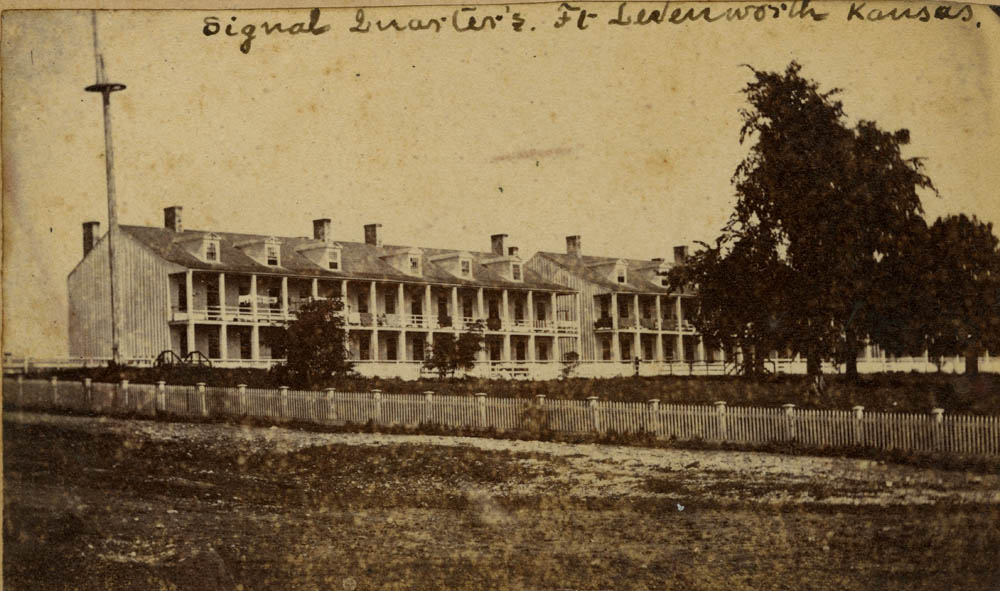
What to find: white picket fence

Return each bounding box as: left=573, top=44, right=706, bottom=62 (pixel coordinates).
left=4, top=377, right=999, bottom=457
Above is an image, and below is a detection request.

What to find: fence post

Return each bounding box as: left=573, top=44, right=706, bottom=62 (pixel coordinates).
left=196, top=382, right=208, bottom=417
left=236, top=384, right=248, bottom=417
left=931, top=407, right=945, bottom=451
left=782, top=403, right=796, bottom=443
left=278, top=386, right=289, bottom=419
left=121, top=379, right=130, bottom=411
left=535, top=394, right=546, bottom=407
left=852, top=406, right=864, bottom=447
left=423, top=391, right=434, bottom=425
left=16, top=374, right=24, bottom=408
left=476, top=392, right=487, bottom=429
left=50, top=376, right=59, bottom=407
left=83, top=378, right=92, bottom=410
left=714, top=400, right=728, bottom=442
left=647, top=399, right=660, bottom=437
left=587, top=396, right=601, bottom=433
left=372, top=389, right=383, bottom=425
left=324, top=388, right=336, bottom=423
left=156, top=381, right=167, bottom=415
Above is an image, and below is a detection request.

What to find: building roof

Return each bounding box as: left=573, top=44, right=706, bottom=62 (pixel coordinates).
left=535, top=251, right=691, bottom=295
left=121, top=225, right=570, bottom=292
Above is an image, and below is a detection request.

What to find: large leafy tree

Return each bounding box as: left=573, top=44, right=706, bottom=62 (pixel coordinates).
left=921, top=215, right=1000, bottom=375
left=678, top=61, right=935, bottom=377
left=283, top=297, right=352, bottom=387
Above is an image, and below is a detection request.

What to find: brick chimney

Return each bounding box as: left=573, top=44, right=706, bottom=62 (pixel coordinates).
left=566, top=235, right=582, bottom=256
left=508, top=246, right=519, bottom=258
left=164, top=206, right=183, bottom=233
left=82, top=221, right=100, bottom=256
left=673, top=245, right=689, bottom=264
left=491, top=234, right=507, bottom=256
left=313, top=218, right=332, bottom=243
left=364, top=223, right=383, bottom=247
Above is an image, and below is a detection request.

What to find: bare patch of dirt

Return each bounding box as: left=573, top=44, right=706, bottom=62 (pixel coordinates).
left=4, top=412, right=1000, bottom=591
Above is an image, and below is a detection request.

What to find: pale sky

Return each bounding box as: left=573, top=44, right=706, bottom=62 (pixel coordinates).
left=3, top=4, right=998, bottom=356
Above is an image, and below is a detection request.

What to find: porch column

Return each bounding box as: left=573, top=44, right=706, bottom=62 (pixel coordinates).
left=185, top=269, right=195, bottom=313
left=633, top=294, right=640, bottom=331
left=527, top=291, right=535, bottom=332
left=503, top=334, right=511, bottom=361
left=398, top=283, right=405, bottom=325
left=528, top=335, right=536, bottom=361
left=610, top=292, right=620, bottom=361
left=186, top=322, right=195, bottom=357
left=477, top=287, right=485, bottom=319
left=341, top=280, right=348, bottom=303
left=675, top=334, right=684, bottom=362
left=281, top=276, right=289, bottom=320
left=250, top=274, right=258, bottom=321
left=655, top=333, right=664, bottom=362
left=370, top=281, right=379, bottom=361
left=634, top=293, right=641, bottom=360
left=696, top=337, right=706, bottom=362
left=502, top=289, right=510, bottom=330
left=451, top=286, right=460, bottom=329
left=655, top=295, right=662, bottom=331
left=553, top=335, right=561, bottom=362
left=311, top=278, right=318, bottom=299
left=398, top=331, right=406, bottom=363
left=550, top=292, right=558, bottom=331
left=425, top=284, right=432, bottom=326
left=610, top=292, right=619, bottom=330
left=251, top=325, right=260, bottom=360
left=674, top=296, right=683, bottom=331
left=219, top=273, right=228, bottom=360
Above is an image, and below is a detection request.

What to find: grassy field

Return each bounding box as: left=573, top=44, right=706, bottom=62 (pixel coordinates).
left=32, top=367, right=1000, bottom=414
left=4, top=412, right=999, bottom=591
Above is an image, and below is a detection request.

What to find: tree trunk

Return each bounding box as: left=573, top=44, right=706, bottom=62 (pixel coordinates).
left=844, top=328, right=859, bottom=379
left=965, top=349, right=980, bottom=376
left=806, top=351, right=822, bottom=376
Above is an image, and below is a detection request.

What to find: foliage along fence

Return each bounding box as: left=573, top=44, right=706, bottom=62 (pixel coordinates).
left=4, top=377, right=999, bottom=457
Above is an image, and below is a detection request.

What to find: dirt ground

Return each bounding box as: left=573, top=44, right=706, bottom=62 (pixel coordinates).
left=4, top=411, right=1000, bottom=590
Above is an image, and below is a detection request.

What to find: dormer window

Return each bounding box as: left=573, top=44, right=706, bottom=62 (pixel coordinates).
left=328, top=248, right=341, bottom=270
left=617, top=266, right=627, bottom=284
left=661, top=277, right=669, bottom=287
left=266, top=245, right=280, bottom=266
left=512, top=263, right=522, bottom=281
left=460, top=259, right=471, bottom=277
left=205, top=241, right=218, bottom=262
left=409, top=256, right=422, bottom=275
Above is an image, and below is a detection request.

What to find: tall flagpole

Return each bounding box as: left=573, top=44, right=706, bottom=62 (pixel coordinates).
left=85, top=11, right=127, bottom=366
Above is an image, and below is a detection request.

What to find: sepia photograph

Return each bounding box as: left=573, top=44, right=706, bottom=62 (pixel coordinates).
left=2, top=2, right=999, bottom=589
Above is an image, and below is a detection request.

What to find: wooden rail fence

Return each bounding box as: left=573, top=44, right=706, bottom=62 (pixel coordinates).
left=4, top=377, right=999, bottom=457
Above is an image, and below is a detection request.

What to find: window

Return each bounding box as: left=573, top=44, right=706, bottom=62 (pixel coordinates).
left=208, top=334, right=220, bottom=359
left=359, top=334, right=370, bottom=360
left=514, top=301, right=524, bottom=321
left=385, top=293, right=396, bottom=314
left=536, top=301, right=546, bottom=321
left=463, top=298, right=473, bottom=318
left=512, top=264, right=522, bottom=281
left=661, top=277, right=669, bottom=287
left=438, top=297, right=448, bottom=318
left=205, top=241, right=218, bottom=262
left=538, top=342, right=549, bottom=361
left=386, top=338, right=397, bottom=361
left=177, top=282, right=188, bottom=312
left=617, top=268, right=627, bottom=284
left=619, top=300, right=629, bottom=319
left=409, top=256, right=421, bottom=274
left=357, top=296, right=368, bottom=314
left=266, top=245, right=279, bottom=266
left=460, top=259, right=471, bottom=276
left=328, top=249, right=341, bottom=270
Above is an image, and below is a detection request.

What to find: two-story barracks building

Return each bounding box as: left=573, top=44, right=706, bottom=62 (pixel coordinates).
left=68, top=206, right=710, bottom=378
